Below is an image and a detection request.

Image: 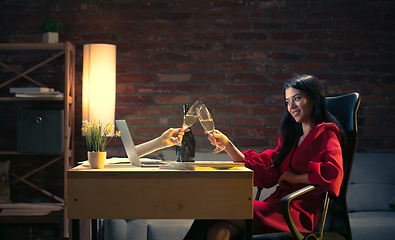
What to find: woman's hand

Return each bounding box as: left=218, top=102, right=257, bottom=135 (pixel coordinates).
left=160, top=128, right=187, bottom=147
left=278, top=171, right=310, bottom=186
left=206, top=130, right=230, bottom=148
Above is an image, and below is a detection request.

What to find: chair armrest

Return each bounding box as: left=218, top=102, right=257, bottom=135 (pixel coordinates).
left=279, top=185, right=318, bottom=240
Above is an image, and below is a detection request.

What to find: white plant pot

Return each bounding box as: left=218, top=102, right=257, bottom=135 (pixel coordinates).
left=88, top=151, right=106, bottom=169
left=43, top=32, right=59, bottom=43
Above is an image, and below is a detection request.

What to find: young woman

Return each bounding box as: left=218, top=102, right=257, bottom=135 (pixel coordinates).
left=183, top=75, right=344, bottom=240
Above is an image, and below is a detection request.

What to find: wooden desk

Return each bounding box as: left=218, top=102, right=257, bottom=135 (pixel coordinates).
left=67, top=164, right=254, bottom=240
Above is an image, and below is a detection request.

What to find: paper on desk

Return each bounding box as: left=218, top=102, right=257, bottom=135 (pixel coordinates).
left=159, top=162, right=195, bottom=170
left=78, top=157, right=163, bottom=165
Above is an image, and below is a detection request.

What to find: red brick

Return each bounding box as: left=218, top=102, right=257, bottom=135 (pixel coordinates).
left=231, top=52, right=266, bottom=61
left=120, top=12, right=155, bottom=20
left=118, top=74, right=153, bottom=83
left=158, top=33, right=192, bottom=40
left=158, top=12, right=192, bottom=20
left=4, top=4, right=26, bottom=11
left=295, top=22, right=326, bottom=30
left=194, top=74, right=228, bottom=82
left=233, top=32, right=268, bottom=40
left=140, top=22, right=175, bottom=31
left=214, top=106, right=251, bottom=115
left=215, top=22, right=250, bottom=30
left=156, top=53, right=190, bottom=62
left=178, top=63, right=213, bottom=71
left=194, top=52, right=228, bottom=61
left=293, top=63, right=327, bottom=72
left=177, top=43, right=211, bottom=51
left=268, top=52, right=302, bottom=61
left=315, top=74, right=342, bottom=83
left=0, top=24, right=24, bottom=33
left=271, top=11, right=303, bottom=19
left=253, top=106, right=284, bottom=115
left=290, top=42, right=324, bottom=51
left=232, top=11, right=266, bottom=19
left=215, top=43, right=249, bottom=51
left=270, top=32, right=304, bottom=41
left=343, top=53, right=376, bottom=61
left=213, top=1, right=247, bottom=8
left=308, top=12, right=342, bottom=20
left=176, top=85, right=211, bottom=93
left=117, top=95, right=153, bottom=104
left=137, top=106, right=173, bottom=115
left=269, top=73, right=296, bottom=82
left=140, top=64, right=175, bottom=72
left=116, top=104, right=137, bottom=116
left=84, top=13, right=117, bottom=21
left=193, top=95, right=228, bottom=103
left=118, top=53, right=153, bottom=62
left=138, top=43, right=172, bottom=51
left=231, top=95, right=266, bottom=104
left=139, top=2, right=172, bottom=9
left=28, top=4, right=58, bottom=12
left=65, top=3, right=98, bottom=11
left=126, top=117, right=154, bottom=125
left=9, top=14, right=41, bottom=22
left=331, top=22, right=363, bottom=31
left=347, top=33, right=380, bottom=41
left=116, top=84, right=136, bottom=93
left=176, top=1, right=210, bottom=9
left=268, top=95, right=285, bottom=104
left=379, top=53, right=395, bottom=61
left=117, top=63, right=138, bottom=72
left=217, top=63, right=252, bottom=71
left=330, top=63, right=364, bottom=72
left=326, top=85, right=364, bottom=95
left=386, top=96, right=395, bottom=105
left=120, top=33, right=155, bottom=41
left=116, top=43, right=136, bottom=51
left=214, top=84, right=249, bottom=93
left=232, top=73, right=266, bottom=82
left=155, top=95, right=190, bottom=104
left=82, top=33, right=117, bottom=42
left=254, top=42, right=285, bottom=50
left=177, top=22, right=212, bottom=30
left=367, top=85, right=395, bottom=94
left=255, top=63, right=291, bottom=72
left=157, top=74, right=191, bottom=82
left=306, top=53, right=340, bottom=61
left=363, top=117, right=381, bottom=126
left=367, top=23, right=395, bottom=32
left=251, top=127, right=279, bottom=137
left=231, top=118, right=266, bottom=126
left=195, top=32, right=229, bottom=41
left=195, top=11, right=229, bottom=20
left=363, top=127, right=395, bottom=137
left=365, top=43, right=395, bottom=51
left=252, top=1, right=286, bottom=9
left=307, top=33, right=342, bottom=40
left=383, top=12, right=395, bottom=20
left=267, top=116, right=283, bottom=126
left=346, top=12, right=380, bottom=20
left=137, top=127, right=171, bottom=137
left=138, top=85, right=173, bottom=93
left=327, top=2, right=359, bottom=8
left=65, top=23, right=100, bottom=32
left=345, top=75, right=378, bottom=84
left=252, top=84, right=284, bottom=93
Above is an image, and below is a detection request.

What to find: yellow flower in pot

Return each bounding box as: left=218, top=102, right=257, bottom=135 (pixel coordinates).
left=82, top=120, right=120, bottom=168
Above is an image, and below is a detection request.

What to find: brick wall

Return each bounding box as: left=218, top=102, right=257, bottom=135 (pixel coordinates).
left=1, top=0, right=395, bottom=165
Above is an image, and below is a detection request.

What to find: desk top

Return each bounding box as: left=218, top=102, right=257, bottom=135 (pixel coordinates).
left=68, top=163, right=253, bottom=179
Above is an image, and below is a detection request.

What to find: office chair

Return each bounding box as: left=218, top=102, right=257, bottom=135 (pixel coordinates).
left=252, top=92, right=361, bottom=240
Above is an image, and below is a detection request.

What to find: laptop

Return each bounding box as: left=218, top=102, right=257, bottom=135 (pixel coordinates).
left=116, top=120, right=167, bottom=167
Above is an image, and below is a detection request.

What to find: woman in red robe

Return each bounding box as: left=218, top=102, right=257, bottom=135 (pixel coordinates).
left=183, top=75, right=344, bottom=240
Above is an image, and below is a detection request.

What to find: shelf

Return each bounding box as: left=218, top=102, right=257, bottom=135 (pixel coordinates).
left=0, top=151, right=64, bottom=155
left=0, top=97, right=63, bottom=101
left=0, top=43, right=68, bottom=51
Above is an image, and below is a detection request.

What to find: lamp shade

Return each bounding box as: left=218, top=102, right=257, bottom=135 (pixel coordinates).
left=82, top=43, right=116, bottom=136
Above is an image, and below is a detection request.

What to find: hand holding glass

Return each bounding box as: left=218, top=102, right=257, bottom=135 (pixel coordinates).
left=198, top=105, right=225, bottom=153
left=177, top=101, right=204, bottom=145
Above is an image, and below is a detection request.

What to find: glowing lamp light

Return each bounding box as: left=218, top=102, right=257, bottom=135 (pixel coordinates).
left=82, top=43, right=116, bottom=136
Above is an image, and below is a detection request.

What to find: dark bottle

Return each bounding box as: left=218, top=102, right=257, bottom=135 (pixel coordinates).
left=176, top=104, right=196, bottom=162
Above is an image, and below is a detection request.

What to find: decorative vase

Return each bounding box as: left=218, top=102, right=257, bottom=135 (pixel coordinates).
left=43, top=32, right=59, bottom=43
left=88, top=151, right=106, bottom=169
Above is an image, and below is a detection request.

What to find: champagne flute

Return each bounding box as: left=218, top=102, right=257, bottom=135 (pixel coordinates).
left=177, top=101, right=204, bottom=145
left=198, top=105, right=225, bottom=153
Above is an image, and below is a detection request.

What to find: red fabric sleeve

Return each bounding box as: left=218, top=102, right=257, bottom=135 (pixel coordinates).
left=241, top=139, right=282, bottom=189
left=307, top=123, right=343, bottom=196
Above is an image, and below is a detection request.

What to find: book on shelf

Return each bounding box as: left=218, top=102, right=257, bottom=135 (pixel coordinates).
left=10, top=87, right=54, bottom=93
left=15, top=92, right=63, bottom=98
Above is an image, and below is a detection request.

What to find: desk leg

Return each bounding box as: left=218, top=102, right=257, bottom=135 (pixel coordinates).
left=71, top=219, right=80, bottom=240
left=245, top=219, right=253, bottom=240
left=92, top=219, right=98, bottom=240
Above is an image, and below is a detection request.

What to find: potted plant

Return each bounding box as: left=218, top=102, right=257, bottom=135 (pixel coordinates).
left=81, top=120, right=120, bottom=169
left=40, top=15, right=62, bottom=43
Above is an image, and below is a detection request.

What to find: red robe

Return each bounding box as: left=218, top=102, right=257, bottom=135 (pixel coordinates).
left=241, top=122, right=343, bottom=234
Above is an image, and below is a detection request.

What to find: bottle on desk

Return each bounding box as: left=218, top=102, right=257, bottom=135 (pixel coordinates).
left=176, top=104, right=196, bottom=162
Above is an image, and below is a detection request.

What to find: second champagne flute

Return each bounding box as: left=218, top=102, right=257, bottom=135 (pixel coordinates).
left=198, top=105, right=225, bottom=153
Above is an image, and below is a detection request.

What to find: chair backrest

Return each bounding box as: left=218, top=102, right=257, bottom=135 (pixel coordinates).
left=323, top=92, right=361, bottom=239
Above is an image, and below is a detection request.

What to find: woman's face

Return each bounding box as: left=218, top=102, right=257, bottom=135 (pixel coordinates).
left=285, top=87, right=315, bottom=125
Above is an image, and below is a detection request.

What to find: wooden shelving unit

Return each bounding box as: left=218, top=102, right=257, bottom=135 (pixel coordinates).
left=0, top=42, right=75, bottom=238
